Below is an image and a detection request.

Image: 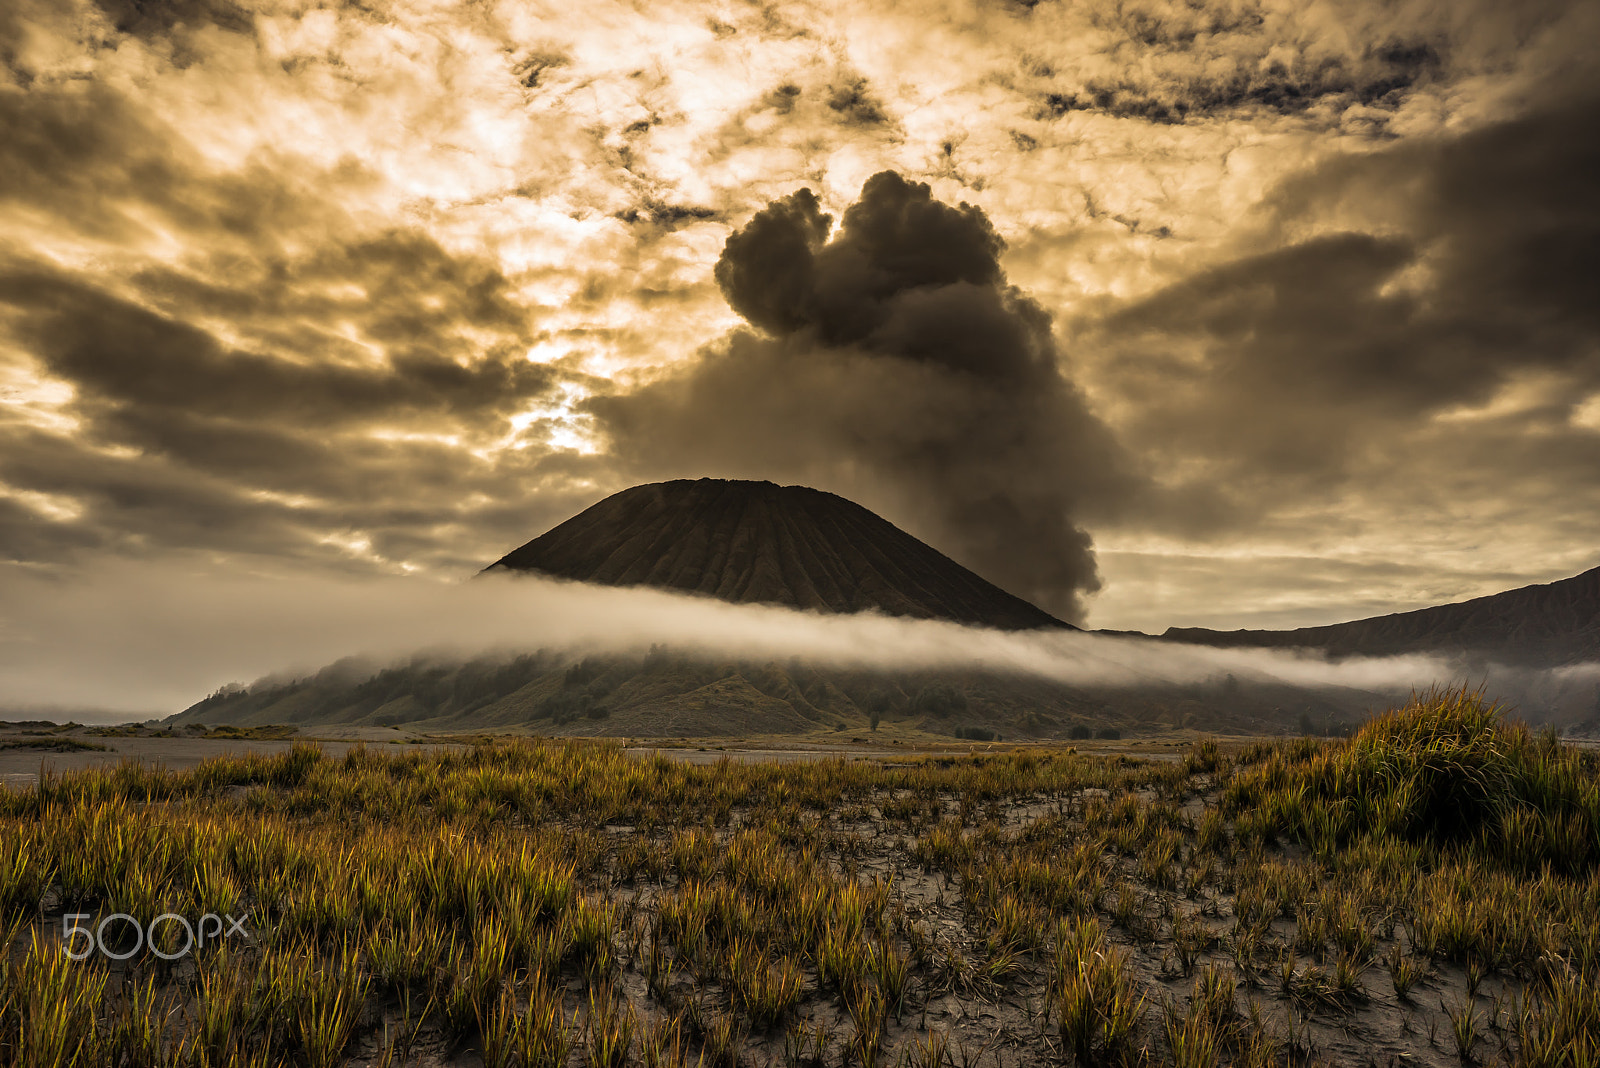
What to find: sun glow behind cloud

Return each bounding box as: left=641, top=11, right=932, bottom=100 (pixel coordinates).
left=503, top=382, right=598, bottom=455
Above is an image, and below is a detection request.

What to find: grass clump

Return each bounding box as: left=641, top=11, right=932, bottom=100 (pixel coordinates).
left=0, top=737, right=108, bottom=752
left=1048, top=918, right=1146, bottom=1063
left=1227, top=687, right=1600, bottom=873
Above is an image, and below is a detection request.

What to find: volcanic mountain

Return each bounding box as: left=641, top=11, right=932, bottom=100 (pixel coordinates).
left=483, top=478, right=1072, bottom=631
left=183, top=481, right=1595, bottom=738
left=1163, top=566, right=1600, bottom=666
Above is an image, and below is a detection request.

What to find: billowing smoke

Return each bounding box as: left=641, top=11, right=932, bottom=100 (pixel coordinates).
left=593, top=173, right=1132, bottom=623
left=0, top=561, right=1488, bottom=718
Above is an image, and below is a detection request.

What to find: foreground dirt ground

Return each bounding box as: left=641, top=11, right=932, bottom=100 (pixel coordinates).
left=2, top=693, right=1595, bottom=1066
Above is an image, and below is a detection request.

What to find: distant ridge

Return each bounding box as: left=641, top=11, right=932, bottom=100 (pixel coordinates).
left=484, top=478, right=1072, bottom=631
left=1164, top=566, right=1600, bottom=665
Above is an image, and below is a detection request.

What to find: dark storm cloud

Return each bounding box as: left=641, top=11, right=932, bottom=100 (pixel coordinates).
left=1419, top=101, right=1600, bottom=336
left=0, top=494, right=102, bottom=560
left=1036, top=22, right=1443, bottom=125
left=0, top=80, right=355, bottom=250
left=0, top=391, right=604, bottom=574
left=712, top=188, right=833, bottom=337
left=825, top=76, right=890, bottom=127
left=1084, top=94, right=1600, bottom=504
left=594, top=172, right=1135, bottom=623
left=0, top=267, right=553, bottom=425
left=0, top=41, right=634, bottom=579
left=0, top=8, right=24, bottom=82
left=0, top=424, right=313, bottom=561
left=91, top=0, right=253, bottom=38
left=1039, top=47, right=1435, bottom=125
left=0, top=249, right=579, bottom=571
left=1016, top=0, right=1583, bottom=132
left=0, top=83, right=173, bottom=239
left=133, top=229, right=535, bottom=364
left=613, top=201, right=722, bottom=230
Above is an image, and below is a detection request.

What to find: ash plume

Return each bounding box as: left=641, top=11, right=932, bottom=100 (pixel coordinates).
left=593, top=172, right=1133, bottom=624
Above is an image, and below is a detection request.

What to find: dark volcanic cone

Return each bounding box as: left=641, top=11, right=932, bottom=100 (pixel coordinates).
left=485, top=478, right=1072, bottom=630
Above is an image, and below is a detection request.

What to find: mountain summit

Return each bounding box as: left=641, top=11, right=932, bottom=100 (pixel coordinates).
left=485, top=478, right=1072, bottom=631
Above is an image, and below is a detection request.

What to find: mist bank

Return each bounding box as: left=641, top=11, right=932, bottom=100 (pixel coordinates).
left=0, top=560, right=1584, bottom=720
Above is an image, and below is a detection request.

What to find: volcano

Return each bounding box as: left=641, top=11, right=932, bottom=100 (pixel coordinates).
left=170, top=481, right=1470, bottom=738
left=484, top=478, right=1072, bottom=631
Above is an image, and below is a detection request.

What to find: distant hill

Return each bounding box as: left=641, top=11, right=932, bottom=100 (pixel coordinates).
left=484, top=478, right=1071, bottom=631
left=1163, top=566, right=1600, bottom=666
left=169, top=646, right=1373, bottom=738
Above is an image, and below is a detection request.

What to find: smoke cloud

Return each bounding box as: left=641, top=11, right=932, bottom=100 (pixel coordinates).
left=593, top=172, right=1134, bottom=624
left=1, top=561, right=1484, bottom=718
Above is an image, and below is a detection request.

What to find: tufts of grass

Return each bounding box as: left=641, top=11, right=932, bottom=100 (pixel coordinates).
left=1048, top=918, right=1146, bottom=1063
left=1172, top=909, right=1214, bottom=975
left=643, top=1013, right=690, bottom=1068
left=728, top=938, right=805, bottom=1029
left=586, top=985, right=637, bottom=1068
left=0, top=830, right=50, bottom=922
left=1511, top=973, right=1600, bottom=1068
left=1225, top=688, right=1600, bottom=874
left=1164, top=996, right=1220, bottom=1068
left=1190, top=963, right=1237, bottom=1034
left=0, top=737, right=109, bottom=752
left=1447, top=995, right=1481, bottom=1063
left=1387, top=943, right=1425, bottom=1001
left=702, top=1009, right=744, bottom=1068
left=846, top=983, right=888, bottom=1068
left=869, top=938, right=910, bottom=1016
left=101, top=974, right=175, bottom=1067
left=4, top=931, right=108, bottom=1067
left=292, top=941, right=368, bottom=1068
left=909, top=1028, right=951, bottom=1068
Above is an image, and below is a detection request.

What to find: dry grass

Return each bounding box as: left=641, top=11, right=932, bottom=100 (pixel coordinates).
left=0, top=689, right=1596, bottom=1065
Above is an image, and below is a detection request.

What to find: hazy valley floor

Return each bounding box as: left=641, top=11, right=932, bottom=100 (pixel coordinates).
left=0, top=723, right=1194, bottom=788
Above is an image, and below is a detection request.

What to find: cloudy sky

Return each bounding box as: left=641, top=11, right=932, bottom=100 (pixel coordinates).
left=1, top=0, right=1597, bottom=650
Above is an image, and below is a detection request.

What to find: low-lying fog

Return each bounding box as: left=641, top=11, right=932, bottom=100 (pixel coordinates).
left=0, top=561, right=1587, bottom=720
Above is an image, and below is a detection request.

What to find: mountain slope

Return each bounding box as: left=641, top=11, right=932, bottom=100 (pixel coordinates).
left=485, top=478, right=1071, bottom=630
left=1163, top=566, right=1600, bottom=665
left=170, top=647, right=1370, bottom=738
